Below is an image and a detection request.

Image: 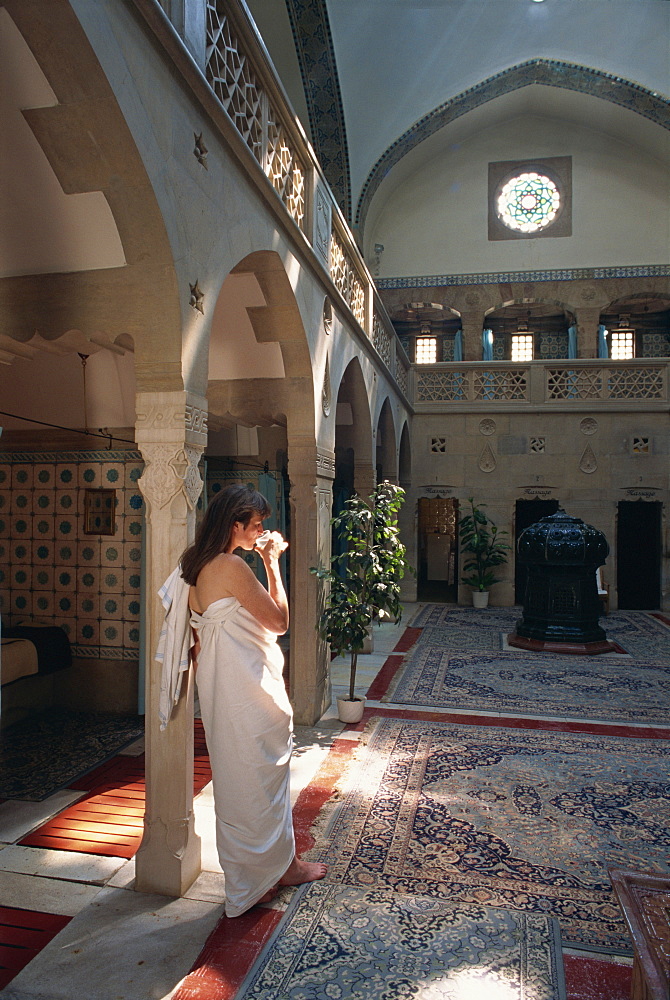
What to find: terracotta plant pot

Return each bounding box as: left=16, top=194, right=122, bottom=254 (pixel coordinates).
left=336, top=696, right=366, bottom=723
left=472, top=590, right=490, bottom=608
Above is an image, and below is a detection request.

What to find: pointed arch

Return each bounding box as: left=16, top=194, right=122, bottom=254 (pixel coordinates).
left=356, top=60, right=670, bottom=231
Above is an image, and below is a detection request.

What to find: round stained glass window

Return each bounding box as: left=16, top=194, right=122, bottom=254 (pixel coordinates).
left=497, top=172, right=560, bottom=233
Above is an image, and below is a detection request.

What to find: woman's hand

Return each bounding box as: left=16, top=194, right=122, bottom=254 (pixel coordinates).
left=255, top=530, right=288, bottom=560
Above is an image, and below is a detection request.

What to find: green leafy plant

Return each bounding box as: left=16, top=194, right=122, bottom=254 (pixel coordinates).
left=458, top=497, right=511, bottom=592
left=310, top=481, right=409, bottom=702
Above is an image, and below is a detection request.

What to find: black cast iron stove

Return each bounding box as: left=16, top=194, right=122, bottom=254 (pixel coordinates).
left=508, top=509, right=616, bottom=655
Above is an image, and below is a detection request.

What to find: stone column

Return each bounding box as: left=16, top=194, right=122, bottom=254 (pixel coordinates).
left=287, top=443, right=334, bottom=725
left=399, top=488, right=418, bottom=602
left=574, top=307, right=602, bottom=359
left=460, top=311, right=484, bottom=362
left=353, top=461, right=376, bottom=497
left=134, top=390, right=207, bottom=897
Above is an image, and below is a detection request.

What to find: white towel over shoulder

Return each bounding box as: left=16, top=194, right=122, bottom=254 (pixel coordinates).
left=156, top=566, right=194, bottom=730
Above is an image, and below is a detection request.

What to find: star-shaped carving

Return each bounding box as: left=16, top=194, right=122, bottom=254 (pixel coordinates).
left=193, top=132, right=208, bottom=168
left=189, top=281, right=204, bottom=314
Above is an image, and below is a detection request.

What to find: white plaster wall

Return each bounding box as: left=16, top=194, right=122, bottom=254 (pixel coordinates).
left=368, top=113, right=670, bottom=277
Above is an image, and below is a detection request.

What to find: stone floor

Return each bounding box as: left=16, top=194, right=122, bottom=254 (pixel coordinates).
left=0, top=603, right=641, bottom=999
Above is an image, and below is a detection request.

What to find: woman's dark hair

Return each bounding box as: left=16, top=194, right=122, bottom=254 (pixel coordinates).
left=180, top=484, right=271, bottom=585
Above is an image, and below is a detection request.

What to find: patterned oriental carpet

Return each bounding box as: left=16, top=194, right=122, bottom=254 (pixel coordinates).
left=385, top=608, right=670, bottom=725
left=0, top=709, right=144, bottom=800
left=310, top=716, right=670, bottom=955
left=237, top=882, right=565, bottom=1000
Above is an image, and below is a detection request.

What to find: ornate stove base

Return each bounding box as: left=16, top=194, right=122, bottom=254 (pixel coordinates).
left=507, top=633, right=620, bottom=656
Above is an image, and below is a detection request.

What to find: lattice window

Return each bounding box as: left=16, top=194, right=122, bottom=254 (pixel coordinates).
left=607, top=367, right=664, bottom=399
left=511, top=334, right=534, bottom=362
left=633, top=436, right=649, bottom=453
left=373, top=315, right=392, bottom=369
left=530, top=437, right=545, bottom=453
left=416, top=371, right=467, bottom=402
left=497, top=172, right=561, bottom=234
left=610, top=330, right=635, bottom=360
left=472, top=369, right=528, bottom=401
left=430, top=438, right=446, bottom=453
left=416, top=337, right=437, bottom=364
left=206, top=5, right=263, bottom=161
left=546, top=368, right=602, bottom=400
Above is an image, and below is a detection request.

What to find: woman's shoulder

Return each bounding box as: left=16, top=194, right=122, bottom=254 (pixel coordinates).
left=199, top=551, right=249, bottom=581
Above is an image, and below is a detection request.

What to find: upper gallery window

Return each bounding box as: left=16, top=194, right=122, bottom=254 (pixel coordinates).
left=488, top=157, right=571, bottom=241
left=415, top=337, right=438, bottom=364
left=610, top=329, right=635, bottom=360
left=497, top=173, right=560, bottom=234
left=511, top=334, right=534, bottom=362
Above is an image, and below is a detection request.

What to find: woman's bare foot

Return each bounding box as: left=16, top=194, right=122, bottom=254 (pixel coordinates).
left=278, top=856, right=328, bottom=886
left=256, top=885, right=279, bottom=905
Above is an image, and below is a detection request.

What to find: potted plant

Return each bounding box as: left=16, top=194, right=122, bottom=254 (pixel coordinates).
left=311, top=481, right=409, bottom=722
left=458, top=497, right=511, bottom=607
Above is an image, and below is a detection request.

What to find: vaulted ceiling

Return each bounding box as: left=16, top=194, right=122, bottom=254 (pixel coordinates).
left=247, top=0, right=670, bottom=230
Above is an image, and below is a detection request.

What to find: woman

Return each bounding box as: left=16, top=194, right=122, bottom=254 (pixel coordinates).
left=180, top=484, right=326, bottom=917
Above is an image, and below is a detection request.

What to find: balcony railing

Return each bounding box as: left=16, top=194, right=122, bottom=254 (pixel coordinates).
left=199, top=0, right=405, bottom=391
left=412, top=360, right=669, bottom=407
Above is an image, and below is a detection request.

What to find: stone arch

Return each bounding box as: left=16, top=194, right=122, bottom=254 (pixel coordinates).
left=356, top=60, right=670, bottom=231
left=2, top=0, right=183, bottom=394
left=334, top=357, right=374, bottom=498
left=206, top=250, right=315, bottom=436
left=398, top=421, right=411, bottom=489
left=375, top=397, right=397, bottom=484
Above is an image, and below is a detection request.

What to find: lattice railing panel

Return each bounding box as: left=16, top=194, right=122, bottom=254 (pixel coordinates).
left=373, top=314, right=392, bottom=370
left=607, top=366, right=664, bottom=399
left=266, top=116, right=305, bottom=227
left=416, top=370, right=468, bottom=402
left=546, top=368, right=602, bottom=399
left=472, top=369, right=528, bottom=401
left=205, top=1, right=304, bottom=229
left=206, top=7, right=263, bottom=160
left=330, top=230, right=365, bottom=327
left=395, top=362, right=408, bottom=397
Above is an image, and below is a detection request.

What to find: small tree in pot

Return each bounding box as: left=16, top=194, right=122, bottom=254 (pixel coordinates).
left=458, top=497, right=510, bottom=606
left=311, top=481, right=409, bottom=720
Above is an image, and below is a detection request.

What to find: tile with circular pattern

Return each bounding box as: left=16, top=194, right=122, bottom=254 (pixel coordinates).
left=11, top=465, right=33, bottom=489
left=123, top=622, right=141, bottom=648
left=32, top=567, right=54, bottom=591
left=99, top=619, right=123, bottom=646
left=78, top=464, right=100, bottom=488
left=77, top=566, right=100, bottom=592
left=77, top=593, right=100, bottom=618
left=54, top=567, right=76, bottom=592
left=76, top=619, right=99, bottom=645
left=32, top=541, right=54, bottom=565
left=100, top=568, right=123, bottom=593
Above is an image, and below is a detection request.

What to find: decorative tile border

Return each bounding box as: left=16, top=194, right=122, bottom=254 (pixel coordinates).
left=356, top=60, right=670, bottom=229
left=285, top=0, right=351, bottom=219
left=377, top=264, right=670, bottom=290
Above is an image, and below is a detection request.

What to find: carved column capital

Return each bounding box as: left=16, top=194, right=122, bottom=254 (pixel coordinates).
left=136, top=391, right=207, bottom=511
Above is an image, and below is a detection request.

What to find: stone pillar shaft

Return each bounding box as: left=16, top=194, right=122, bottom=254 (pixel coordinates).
left=460, top=311, right=484, bottom=362
left=134, top=390, right=207, bottom=897
left=575, top=307, right=602, bottom=359
left=288, top=444, right=334, bottom=725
